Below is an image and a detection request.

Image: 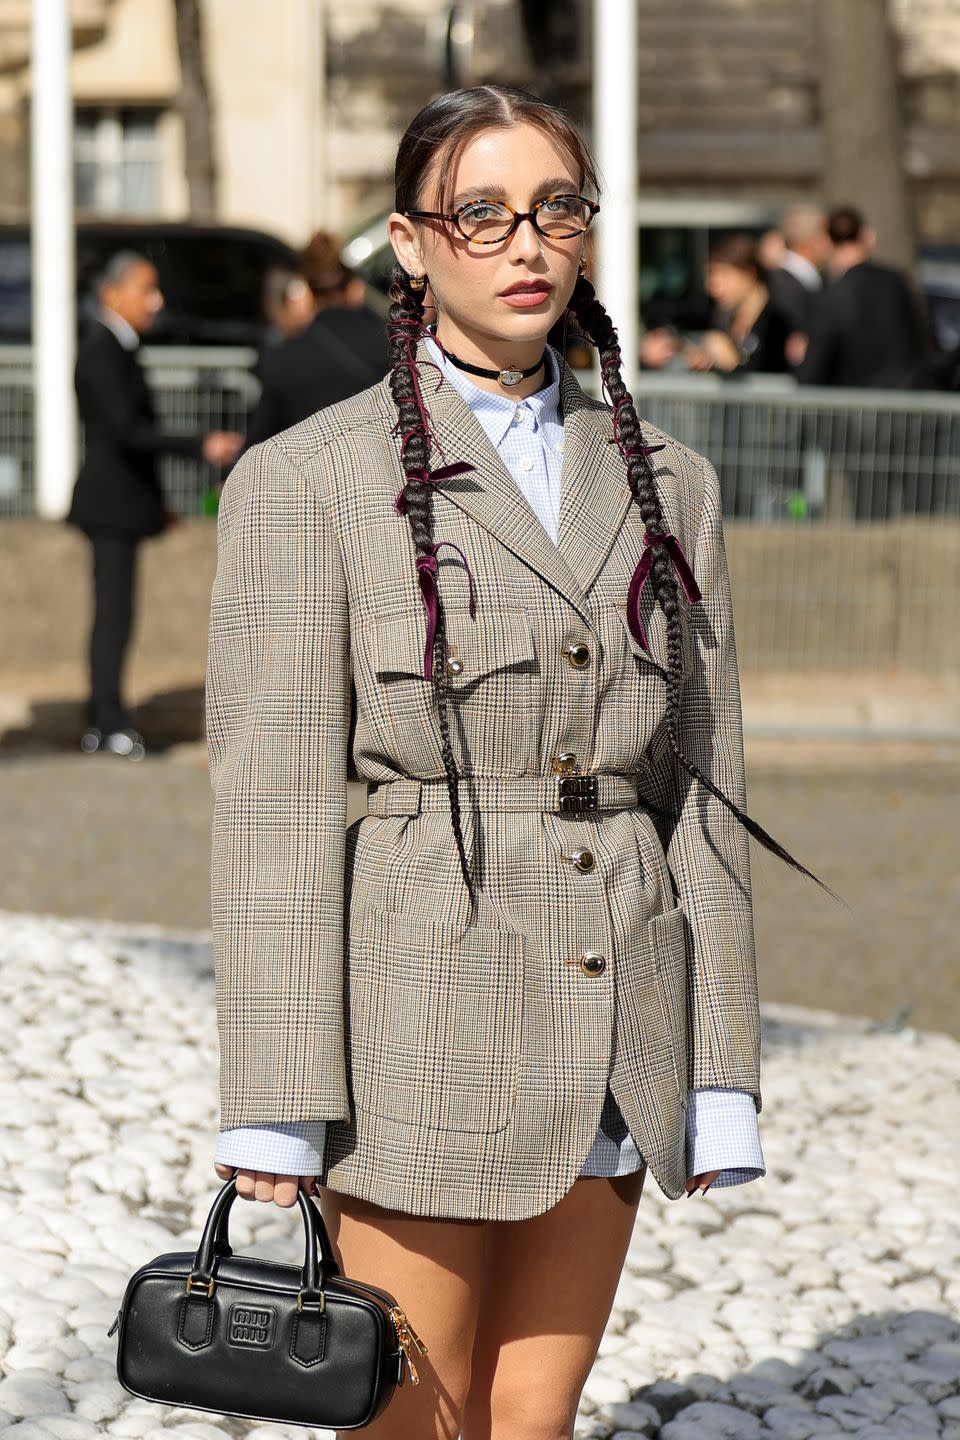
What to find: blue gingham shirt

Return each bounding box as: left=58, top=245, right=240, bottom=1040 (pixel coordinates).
left=216, top=341, right=765, bottom=1190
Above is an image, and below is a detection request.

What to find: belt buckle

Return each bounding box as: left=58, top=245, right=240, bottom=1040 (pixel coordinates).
left=556, top=774, right=599, bottom=814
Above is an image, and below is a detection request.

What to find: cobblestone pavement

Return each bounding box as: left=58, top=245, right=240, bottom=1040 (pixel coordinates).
left=1, top=911, right=958, bottom=1440
left=0, top=753, right=957, bottom=1036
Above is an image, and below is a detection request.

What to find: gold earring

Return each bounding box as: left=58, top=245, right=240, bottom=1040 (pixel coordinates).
left=409, top=274, right=427, bottom=292
left=578, top=257, right=586, bottom=275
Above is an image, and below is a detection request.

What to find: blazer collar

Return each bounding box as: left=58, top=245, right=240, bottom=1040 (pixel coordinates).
left=377, top=341, right=635, bottom=625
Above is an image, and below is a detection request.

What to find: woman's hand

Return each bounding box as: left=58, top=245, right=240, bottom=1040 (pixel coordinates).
left=214, top=1162, right=318, bottom=1207
left=685, top=1169, right=721, bottom=1197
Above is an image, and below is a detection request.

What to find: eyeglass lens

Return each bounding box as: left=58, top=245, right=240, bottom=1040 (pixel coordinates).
left=458, top=197, right=592, bottom=242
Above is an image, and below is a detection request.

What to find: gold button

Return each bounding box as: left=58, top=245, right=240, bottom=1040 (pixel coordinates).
left=569, top=849, right=595, bottom=873
left=446, top=656, right=464, bottom=675
left=563, top=642, right=591, bottom=669
left=551, top=752, right=579, bottom=776
left=580, top=951, right=606, bottom=976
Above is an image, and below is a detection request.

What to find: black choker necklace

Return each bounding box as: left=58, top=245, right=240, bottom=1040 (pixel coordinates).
left=444, top=348, right=546, bottom=389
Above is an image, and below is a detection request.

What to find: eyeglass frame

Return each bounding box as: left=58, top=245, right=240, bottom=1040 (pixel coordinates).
left=403, top=193, right=600, bottom=246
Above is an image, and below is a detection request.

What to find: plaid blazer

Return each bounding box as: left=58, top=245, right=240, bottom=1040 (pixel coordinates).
left=206, top=347, right=761, bottom=1221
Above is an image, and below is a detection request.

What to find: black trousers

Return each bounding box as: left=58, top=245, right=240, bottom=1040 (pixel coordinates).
left=86, top=530, right=140, bottom=733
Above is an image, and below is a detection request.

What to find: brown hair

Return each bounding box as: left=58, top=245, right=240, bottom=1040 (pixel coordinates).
left=387, top=85, right=827, bottom=903
left=300, top=230, right=352, bottom=298
left=708, top=233, right=763, bottom=279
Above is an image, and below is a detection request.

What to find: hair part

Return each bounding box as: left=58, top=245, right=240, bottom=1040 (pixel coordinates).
left=395, top=84, right=598, bottom=218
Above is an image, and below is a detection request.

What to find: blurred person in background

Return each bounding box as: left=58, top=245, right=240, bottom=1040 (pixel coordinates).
left=243, top=230, right=390, bottom=448
left=685, top=233, right=791, bottom=375
left=767, top=205, right=828, bottom=337
left=66, top=252, right=243, bottom=760
left=258, top=264, right=316, bottom=349
left=798, top=206, right=927, bottom=388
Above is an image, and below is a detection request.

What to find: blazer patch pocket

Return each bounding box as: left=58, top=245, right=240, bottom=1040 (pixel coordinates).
left=347, top=907, right=525, bottom=1134
left=648, top=903, right=690, bottom=1102
left=368, top=607, right=537, bottom=777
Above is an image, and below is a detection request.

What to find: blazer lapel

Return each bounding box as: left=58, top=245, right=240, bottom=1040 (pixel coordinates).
left=555, top=363, right=634, bottom=597
left=380, top=350, right=594, bottom=628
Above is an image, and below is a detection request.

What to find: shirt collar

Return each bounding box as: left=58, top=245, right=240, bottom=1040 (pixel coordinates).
left=779, top=250, right=823, bottom=292
left=424, top=334, right=563, bottom=448
left=99, top=308, right=141, bottom=351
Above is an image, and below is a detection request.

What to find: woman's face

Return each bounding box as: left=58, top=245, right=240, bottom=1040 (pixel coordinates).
left=388, top=122, right=587, bottom=363
left=706, top=260, right=755, bottom=312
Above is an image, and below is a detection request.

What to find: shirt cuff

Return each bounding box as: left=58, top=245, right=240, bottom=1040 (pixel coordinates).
left=214, top=1122, right=328, bottom=1176
left=686, top=1087, right=766, bottom=1189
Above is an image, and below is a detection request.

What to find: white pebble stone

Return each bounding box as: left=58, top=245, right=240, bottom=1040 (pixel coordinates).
left=659, top=1400, right=765, bottom=1438
left=0, top=1381, right=69, bottom=1420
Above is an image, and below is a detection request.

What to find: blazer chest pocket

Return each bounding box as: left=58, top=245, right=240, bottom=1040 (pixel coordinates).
left=367, top=607, right=537, bottom=777
left=615, top=601, right=695, bottom=683
left=347, top=907, right=525, bottom=1133
left=648, top=903, right=690, bottom=1102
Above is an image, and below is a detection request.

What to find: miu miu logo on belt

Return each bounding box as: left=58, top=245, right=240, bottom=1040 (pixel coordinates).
left=228, top=1303, right=275, bottom=1347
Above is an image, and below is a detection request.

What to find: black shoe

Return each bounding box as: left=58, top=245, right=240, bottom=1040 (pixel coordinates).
left=103, top=727, right=146, bottom=761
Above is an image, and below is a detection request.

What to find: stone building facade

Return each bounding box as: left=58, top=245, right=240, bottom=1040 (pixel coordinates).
left=1, top=0, right=959, bottom=245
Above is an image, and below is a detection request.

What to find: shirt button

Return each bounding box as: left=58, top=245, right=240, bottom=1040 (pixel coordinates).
left=580, top=952, right=606, bottom=976
left=519, top=457, right=534, bottom=472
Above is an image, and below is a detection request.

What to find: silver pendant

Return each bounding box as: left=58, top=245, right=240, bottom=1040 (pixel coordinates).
left=499, top=367, right=524, bottom=386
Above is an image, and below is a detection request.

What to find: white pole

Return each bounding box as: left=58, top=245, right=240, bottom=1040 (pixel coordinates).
left=31, top=0, right=76, bottom=520
left=592, top=0, right=638, bottom=390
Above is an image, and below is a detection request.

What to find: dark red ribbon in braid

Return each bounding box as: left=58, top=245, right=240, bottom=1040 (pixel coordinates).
left=415, top=542, right=477, bottom=680
left=626, top=531, right=702, bottom=654
left=393, top=461, right=475, bottom=514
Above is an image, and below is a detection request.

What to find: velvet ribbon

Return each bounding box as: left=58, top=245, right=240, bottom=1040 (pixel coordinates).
left=393, top=461, right=476, bottom=514
left=415, top=541, right=477, bottom=680
left=626, top=531, right=702, bottom=654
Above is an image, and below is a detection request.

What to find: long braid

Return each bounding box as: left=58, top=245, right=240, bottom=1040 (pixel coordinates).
left=568, top=275, right=835, bottom=897
left=386, top=264, right=475, bottom=904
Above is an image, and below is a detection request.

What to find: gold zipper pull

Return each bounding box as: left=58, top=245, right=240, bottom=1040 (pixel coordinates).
left=390, top=1305, right=428, bottom=1385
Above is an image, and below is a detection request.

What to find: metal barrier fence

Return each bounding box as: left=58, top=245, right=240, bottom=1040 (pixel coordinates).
left=1, top=349, right=958, bottom=523
left=0, top=346, right=258, bottom=519
left=627, top=373, right=960, bottom=523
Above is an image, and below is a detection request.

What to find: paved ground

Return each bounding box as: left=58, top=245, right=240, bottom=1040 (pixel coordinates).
left=0, top=747, right=957, bottom=1038
left=1, top=910, right=958, bottom=1440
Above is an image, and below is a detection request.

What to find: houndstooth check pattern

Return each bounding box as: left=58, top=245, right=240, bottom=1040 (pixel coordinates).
left=206, top=340, right=764, bottom=1219
left=216, top=343, right=764, bottom=1192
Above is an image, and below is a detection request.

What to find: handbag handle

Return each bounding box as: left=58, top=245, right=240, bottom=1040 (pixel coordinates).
left=187, top=1177, right=340, bottom=1307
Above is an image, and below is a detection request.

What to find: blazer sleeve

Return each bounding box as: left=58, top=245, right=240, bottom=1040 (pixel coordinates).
left=206, top=438, right=352, bottom=1130
left=659, top=455, right=762, bottom=1111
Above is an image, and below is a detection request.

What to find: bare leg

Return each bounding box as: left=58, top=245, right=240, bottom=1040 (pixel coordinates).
left=461, top=1168, right=647, bottom=1440
left=318, top=1185, right=490, bottom=1440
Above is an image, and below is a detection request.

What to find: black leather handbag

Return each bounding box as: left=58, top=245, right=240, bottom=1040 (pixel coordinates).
left=107, top=1177, right=426, bottom=1431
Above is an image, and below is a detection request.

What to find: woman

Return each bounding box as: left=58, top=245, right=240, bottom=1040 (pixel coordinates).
left=208, top=87, right=825, bottom=1440
left=686, top=232, right=791, bottom=375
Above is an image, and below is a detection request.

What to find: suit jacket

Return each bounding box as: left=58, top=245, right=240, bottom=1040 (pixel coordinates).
left=798, top=260, right=926, bottom=388
left=244, top=306, right=390, bottom=450
left=68, top=322, right=203, bottom=537
left=205, top=348, right=762, bottom=1220
left=767, top=265, right=818, bottom=334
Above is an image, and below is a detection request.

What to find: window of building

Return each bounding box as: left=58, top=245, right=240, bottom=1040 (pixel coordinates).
left=74, top=107, right=164, bottom=216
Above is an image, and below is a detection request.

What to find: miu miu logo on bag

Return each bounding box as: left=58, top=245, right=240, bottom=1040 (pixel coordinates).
left=228, top=1303, right=275, bottom=1347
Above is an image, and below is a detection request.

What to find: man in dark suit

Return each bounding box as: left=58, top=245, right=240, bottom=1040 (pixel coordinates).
left=243, top=230, right=389, bottom=449
left=798, top=208, right=927, bottom=388
left=766, top=204, right=829, bottom=345
left=67, top=251, right=242, bottom=759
